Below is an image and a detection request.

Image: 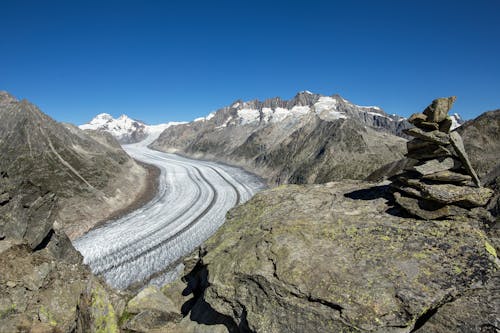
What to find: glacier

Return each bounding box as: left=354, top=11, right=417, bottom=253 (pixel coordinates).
left=73, top=132, right=266, bottom=289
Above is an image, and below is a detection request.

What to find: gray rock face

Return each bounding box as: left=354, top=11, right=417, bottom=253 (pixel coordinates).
left=457, top=109, right=500, bottom=177
left=151, top=92, right=408, bottom=185
left=173, top=181, right=498, bottom=333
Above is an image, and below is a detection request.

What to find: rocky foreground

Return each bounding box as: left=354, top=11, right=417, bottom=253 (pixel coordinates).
left=110, top=180, right=497, bottom=333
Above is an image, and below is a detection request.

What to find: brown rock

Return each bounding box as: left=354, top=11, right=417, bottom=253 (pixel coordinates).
left=403, top=128, right=450, bottom=145
left=393, top=192, right=469, bottom=220
left=438, top=117, right=453, bottom=133
left=404, top=179, right=494, bottom=207
left=390, top=181, right=423, bottom=198
left=423, top=96, right=457, bottom=123
left=418, top=121, right=440, bottom=131
left=408, top=113, right=427, bottom=125
left=449, top=131, right=481, bottom=187
left=410, top=158, right=461, bottom=176
left=407, top=138, right=434, bottom=151
left=422, top=170, right=472, bottom=183
left=406, top=145, right=453, bottom=160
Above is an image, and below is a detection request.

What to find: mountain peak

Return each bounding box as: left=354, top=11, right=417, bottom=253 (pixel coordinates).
left=0, top=91, right=19, bottom=105
left=80, top=113, right=184, bottom=144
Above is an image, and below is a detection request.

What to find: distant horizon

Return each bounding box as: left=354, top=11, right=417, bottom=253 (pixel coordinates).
left=1, top=1, right=499, bottom=125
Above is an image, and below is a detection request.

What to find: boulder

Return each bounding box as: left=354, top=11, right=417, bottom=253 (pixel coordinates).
left=423, top=96, right=456, bottom=123
left=121, top=285, right=183, bottom=331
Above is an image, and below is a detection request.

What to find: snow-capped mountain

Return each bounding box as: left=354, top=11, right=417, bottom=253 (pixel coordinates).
left=150, top=91, right=412, bottom=184
left=79, top=113, right=185, bottom=143
left=188, top=91, right=465, bottom=137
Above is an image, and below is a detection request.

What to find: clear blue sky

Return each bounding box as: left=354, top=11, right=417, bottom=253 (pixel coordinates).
left=1, top=0, right=499, bottom=124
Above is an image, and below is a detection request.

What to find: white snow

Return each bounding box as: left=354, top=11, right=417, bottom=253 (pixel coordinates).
left=366, top=111, right=392, bottom=120
left=237, top=108, right=260, bottom=124
left=272, top=107, right=292, bottom=122
left=194, top=112, right=216, bottom=122
left=261, top=107, right=273, bottom=122
left=314, top=96, right=347, bottom=120
left=290, top=105, right=311, bottom=114
left=205, top=112, right=216, bottom=121
left=450, top=113, right=462, bottom=130
left=231, top=102, right=240, bottom=108
left=80, top=114, right=186, bottom=141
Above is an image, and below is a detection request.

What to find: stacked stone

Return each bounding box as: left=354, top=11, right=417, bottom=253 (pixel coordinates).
left=391, top=97, right=494, bottom=220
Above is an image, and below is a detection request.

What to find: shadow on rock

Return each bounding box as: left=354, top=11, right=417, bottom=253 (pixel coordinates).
left=343, top=184, right=412, bottom=219
left=181, top=259, right=249, bottom=333
left=343, top=184, right=392, bottom=201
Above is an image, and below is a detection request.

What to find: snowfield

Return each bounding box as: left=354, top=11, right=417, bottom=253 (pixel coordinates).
left=73, top=132, right=265, bottom=289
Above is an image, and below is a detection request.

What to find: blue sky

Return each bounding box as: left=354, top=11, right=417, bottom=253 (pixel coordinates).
left=1, top=0, right=499, bottom=124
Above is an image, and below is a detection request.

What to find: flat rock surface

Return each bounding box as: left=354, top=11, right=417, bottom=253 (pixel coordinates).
left=411, top=157, right=461, bottom=176
left=199, top=181, right=497, bottom=333
left=403, top=128, right=450, bottom=145
left=405, top=179, right=494, bottom=207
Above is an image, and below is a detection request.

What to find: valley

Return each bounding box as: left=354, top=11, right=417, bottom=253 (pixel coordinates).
left=73, top=133, right=266, bottom=289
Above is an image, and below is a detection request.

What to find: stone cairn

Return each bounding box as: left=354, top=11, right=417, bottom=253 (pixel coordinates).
left=391, top=96, right=494, bottom=220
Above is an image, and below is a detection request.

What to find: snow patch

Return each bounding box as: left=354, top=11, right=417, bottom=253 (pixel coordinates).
left=237, top=108, right=260, bottom=124
left=290, top=105, right=310, bottom=114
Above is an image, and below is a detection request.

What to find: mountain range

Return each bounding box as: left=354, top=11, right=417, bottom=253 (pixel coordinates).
left=150, top=91, right=413, bottom=184
left=81, top=91, right=465, bottom=185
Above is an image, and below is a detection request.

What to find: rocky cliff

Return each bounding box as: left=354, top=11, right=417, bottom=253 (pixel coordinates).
left=0, top=91, right=154, bottom=239
left=150, top=92, right=409, bottom=184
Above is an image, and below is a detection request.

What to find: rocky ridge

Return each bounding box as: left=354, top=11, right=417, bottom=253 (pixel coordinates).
left=0, top=91, right=153, bottom=239
left=150, top=91, right=411, bottom=184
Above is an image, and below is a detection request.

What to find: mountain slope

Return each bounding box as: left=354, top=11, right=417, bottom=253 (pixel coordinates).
left=79, top=113, right=185, bottom=143
left=150, top=91, right=408, bottom=184
left=0, top=91, right=153, bottom=239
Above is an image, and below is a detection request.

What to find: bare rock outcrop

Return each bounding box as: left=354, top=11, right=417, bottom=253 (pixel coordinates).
left=150, top=181, right=498, bottom=333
